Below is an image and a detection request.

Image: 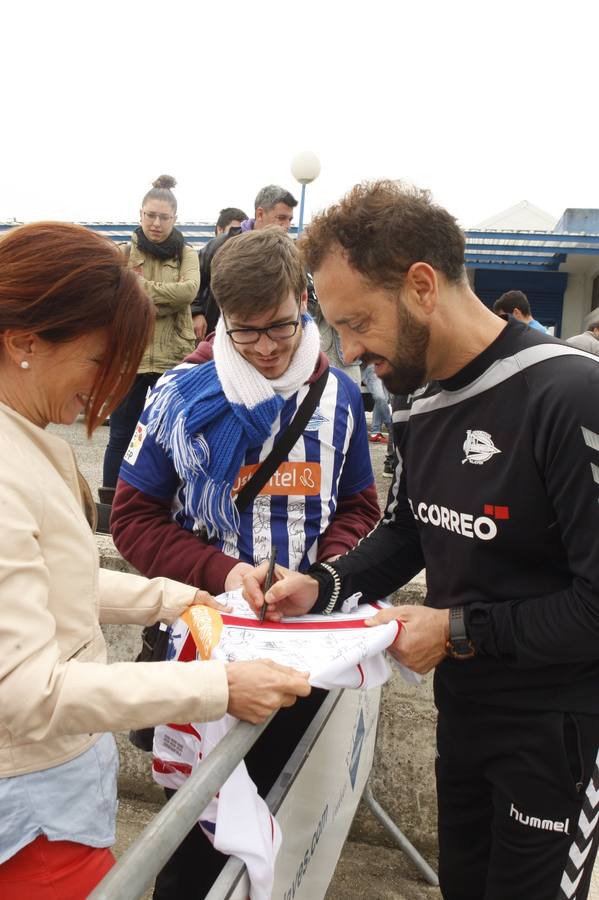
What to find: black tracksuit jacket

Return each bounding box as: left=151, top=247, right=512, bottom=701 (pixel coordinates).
left=334, top=320, right=599, bottom=712
left=190, top=227, right=242, bottom=334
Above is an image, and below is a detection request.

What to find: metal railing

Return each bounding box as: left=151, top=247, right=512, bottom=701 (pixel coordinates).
left=89, top=717, right=271, bottom=900
left=91, top=688, right=438, bottom=899
left=363, top=784, right=438, bottom=886
left=91, top=691, right=344, bottom=899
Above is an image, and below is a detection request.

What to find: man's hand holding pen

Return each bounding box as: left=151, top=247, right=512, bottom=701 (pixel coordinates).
left=242, top=564, right=320, bottom=620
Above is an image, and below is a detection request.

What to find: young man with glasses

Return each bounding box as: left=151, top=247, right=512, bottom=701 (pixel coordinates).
left=110, top=226, right=379, bottom=898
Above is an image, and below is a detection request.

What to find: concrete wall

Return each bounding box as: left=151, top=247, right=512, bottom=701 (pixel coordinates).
left=559, top=254, right=599, bottom=337
left=555, top=209, right=599, bottom=234
left=561, top=272, right=590, bottom=338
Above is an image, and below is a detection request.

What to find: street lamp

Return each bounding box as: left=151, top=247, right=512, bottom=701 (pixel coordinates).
left=290, top=151, right=321, bottom=236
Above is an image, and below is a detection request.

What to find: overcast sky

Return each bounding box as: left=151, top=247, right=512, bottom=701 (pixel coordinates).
left=2, top=0, right=596, bottom=229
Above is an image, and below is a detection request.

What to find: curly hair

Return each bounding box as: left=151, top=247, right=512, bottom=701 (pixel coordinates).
left=299, top=180, right=466, bottom=289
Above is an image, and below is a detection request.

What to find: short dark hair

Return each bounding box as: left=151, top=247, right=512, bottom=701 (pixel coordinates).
left=299, top=180, right=466, bottom=289
left=254, top=185, right=298, bottom=213
left=0, top=222, right=154, bottom=435
left=493, top=290, right=531, bottom=317
left=215, top=207, right=247, bottom=234
left=211, top=226, right=306, bottom=319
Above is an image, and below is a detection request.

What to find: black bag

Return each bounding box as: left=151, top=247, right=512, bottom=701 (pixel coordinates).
left=128, top=624, right=171, bottom=750
left=128, top=368, right=329, bottom=751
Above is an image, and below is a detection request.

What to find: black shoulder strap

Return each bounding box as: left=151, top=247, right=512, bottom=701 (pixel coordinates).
left=235, top=367, right=329, bottom=513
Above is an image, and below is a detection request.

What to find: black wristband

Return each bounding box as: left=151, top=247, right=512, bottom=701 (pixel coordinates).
left=308, top=563, right=341, bottom=614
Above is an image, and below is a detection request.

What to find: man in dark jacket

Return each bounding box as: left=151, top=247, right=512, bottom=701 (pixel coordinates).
left=214, top=206, right=247, bottom=236
left=251, top=181, right=599, bottom=900
left=191, top=184, right=297, bottom=340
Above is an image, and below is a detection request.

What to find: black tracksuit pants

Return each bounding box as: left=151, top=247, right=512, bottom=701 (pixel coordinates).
left=435, top=676, right=599, bottom=900
left=152, top=688, right=327, bottom=899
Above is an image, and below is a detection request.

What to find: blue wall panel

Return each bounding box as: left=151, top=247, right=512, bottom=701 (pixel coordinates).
left=474, top=269, right=568, bottom=336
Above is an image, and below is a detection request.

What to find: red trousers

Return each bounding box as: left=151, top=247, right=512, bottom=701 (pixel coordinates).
left=0, top=836, right=115, bottom=899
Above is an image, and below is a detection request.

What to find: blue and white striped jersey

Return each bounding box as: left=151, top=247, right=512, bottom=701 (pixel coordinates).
left=119, top=365, right=373, bottom=572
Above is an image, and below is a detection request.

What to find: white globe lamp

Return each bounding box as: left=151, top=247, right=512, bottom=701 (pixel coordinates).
left=290, top=151, right=321, bottom=235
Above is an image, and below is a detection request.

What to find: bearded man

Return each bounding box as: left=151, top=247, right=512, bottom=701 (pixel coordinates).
left=247, top=181, right=599, bottom=900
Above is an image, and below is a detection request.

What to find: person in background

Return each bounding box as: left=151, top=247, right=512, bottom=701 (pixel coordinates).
left=186, top=206, right=247, bottom=349
left=214, top=206, right=247, bottom=236
left=492, top=289, right=546, bottom=331
left=312, top=284, right=399, bottom=479
left=191, top=184, right=298, bottom=341
left=111, top=226, right=379, bottom=898
left=0, top=222, right=309, bottom=899
left=100, top=175, right=200, bottom=504
left=383, top=395, right=398, bottom=478
left=361, top=362, right=397, bottom=479
left=316, top=305, right=362, bottom=386
left=566, top=310, right=599, bottom=356
left=361, top=362, right=393, bottom=443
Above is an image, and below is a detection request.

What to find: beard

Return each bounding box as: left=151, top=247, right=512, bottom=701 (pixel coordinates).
left=364, top=301, right=430, bottom=396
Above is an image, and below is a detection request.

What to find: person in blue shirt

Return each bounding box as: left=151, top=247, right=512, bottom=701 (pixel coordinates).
left=492, top=289, right=547, bottom=331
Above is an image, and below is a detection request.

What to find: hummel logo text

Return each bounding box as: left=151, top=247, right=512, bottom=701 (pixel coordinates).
left=510, top=802, right=569, bottom=834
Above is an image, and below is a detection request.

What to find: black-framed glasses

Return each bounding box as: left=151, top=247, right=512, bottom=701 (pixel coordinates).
left=225, top=310, right=301, bottom=345
left=142, top=211, right=174, bottom=224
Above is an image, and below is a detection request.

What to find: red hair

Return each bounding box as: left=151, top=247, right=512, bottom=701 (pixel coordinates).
left=0, top=222, right=154, bottom=434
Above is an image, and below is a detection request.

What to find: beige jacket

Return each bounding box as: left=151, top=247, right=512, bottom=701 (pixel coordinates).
left=129, top=232, right=200, bottom=374
left=0, top=403, right=228, bottom=777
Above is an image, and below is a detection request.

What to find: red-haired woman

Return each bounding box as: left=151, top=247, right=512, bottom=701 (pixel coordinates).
left=0, top=222, right=309, bottom=899
left=101, top=175, right=200, bottom=501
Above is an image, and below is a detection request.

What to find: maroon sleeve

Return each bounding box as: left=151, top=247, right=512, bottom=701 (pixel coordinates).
left=110, top=480, right=239, bottom=595
left=316, top=483, right=380, bottom=561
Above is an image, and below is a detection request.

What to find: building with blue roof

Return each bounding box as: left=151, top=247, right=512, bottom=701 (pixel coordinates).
left=1, top=204, right=598, bottom=338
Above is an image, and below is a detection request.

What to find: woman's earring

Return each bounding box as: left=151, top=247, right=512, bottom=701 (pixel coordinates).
left=20, top=360, right=30, bottom=369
